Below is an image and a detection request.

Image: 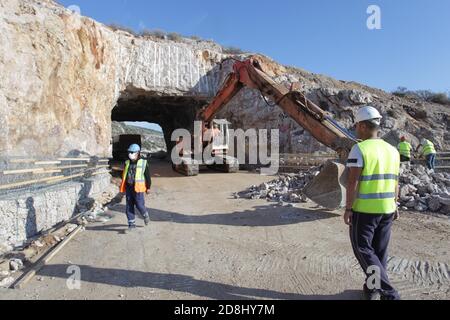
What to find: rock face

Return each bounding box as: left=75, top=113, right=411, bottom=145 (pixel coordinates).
left=0, top=0, right=224, bottom=158
left=1, top=0, right=449, bottom=159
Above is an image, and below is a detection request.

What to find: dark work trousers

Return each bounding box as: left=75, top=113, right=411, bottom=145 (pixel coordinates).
left=426, top=154, right=436, bottom=170
left=125, top=184, right=149, bottom=226
left=350, top=211, right=400, bottom=300
left=400, top=155, right=410, bottom=163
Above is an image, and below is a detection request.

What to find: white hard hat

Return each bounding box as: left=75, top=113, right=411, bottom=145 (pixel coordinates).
left=355, top=106, right=382, bottom=124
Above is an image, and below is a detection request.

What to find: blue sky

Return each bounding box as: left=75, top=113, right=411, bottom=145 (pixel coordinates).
left=59, top=0, right=450, bottom=94
left=59, top=0, right=449, bottom=132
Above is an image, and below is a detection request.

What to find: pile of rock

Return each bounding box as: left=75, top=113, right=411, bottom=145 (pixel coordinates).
left=235, top=167, right=321, bottom=204
left=81, top=206, right=112, bottom=224
left=398, top=164, right=450, bottom=215
left=238, top=163, right=450, bottom=215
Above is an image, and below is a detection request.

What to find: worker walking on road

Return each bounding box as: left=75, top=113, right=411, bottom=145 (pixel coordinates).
left=397, top=136, right=412, bottom=163
left=417, top=138, right=437, bottom=170
left=120, top=144, right=152, bottom=233
left=345, top=106, right=401, bottom=300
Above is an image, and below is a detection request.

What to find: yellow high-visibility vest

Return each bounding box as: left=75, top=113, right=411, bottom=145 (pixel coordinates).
left=353, top=139, right=400, bottom=214
left=397, top=141, right=412, bottom=158
left=422, top=139, right=436, bottom=156
left=120, top=159, right=148, bottom=193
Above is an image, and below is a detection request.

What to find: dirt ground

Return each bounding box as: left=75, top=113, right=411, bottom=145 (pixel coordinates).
left=1, top=161, right=449, bottom=300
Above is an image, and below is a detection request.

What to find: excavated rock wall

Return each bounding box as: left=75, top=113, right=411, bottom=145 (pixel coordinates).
left=0, top=173, right=110, bottom=249
left=0, top=0, right=225, bottom=158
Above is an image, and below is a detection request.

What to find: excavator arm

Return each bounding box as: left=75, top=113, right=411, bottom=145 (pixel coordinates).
left=198, top=58, right=357, bottom=159
left=198, top=57, right=358, bottom=209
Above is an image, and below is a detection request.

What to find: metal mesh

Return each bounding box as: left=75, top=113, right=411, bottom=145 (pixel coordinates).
left=0, top=156, right=111, bottom=199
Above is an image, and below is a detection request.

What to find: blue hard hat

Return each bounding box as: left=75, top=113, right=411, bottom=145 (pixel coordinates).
left=128, top=144, right=141, bottom=153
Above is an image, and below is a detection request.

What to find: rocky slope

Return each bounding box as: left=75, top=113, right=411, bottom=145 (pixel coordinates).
left=216, top=56, right=450, bottom=154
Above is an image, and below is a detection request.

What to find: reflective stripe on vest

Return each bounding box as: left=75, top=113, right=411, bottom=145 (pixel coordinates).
left=352, top=139, right=400, bottom=214
left=422, top=140, right=436, bottom=156
left=397, top=142, right=411, bottom=158
left=120, top=159, right=148, bottom=193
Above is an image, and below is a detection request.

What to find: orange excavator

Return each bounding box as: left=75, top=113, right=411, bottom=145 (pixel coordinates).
left=173, top=57, right=358, bottom=209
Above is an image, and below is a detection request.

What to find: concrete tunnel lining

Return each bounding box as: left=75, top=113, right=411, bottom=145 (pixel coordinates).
left=111, top=88, right=209, bottom=152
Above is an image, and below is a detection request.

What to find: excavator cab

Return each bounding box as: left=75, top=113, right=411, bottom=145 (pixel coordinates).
left=204, top=119, right=239, bottom=172
left=211, top=119, right=230, bottom=152
left=172, top=119, right=239, bottom=176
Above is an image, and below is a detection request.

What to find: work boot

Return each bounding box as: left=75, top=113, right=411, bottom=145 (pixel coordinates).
left=363, top=285, right=381, bottom=301
left=380, top=292, right=401, bottom=301
left=126, top=225, right=137, bottom=234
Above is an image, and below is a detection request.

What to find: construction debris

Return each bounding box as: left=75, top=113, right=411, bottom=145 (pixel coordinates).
left=0, top=243, right=13, bottom=256
left=9, top=259, right=24, bottom=272
left=238, top=164, right=450, bottom=215
left=399, top=164, right=450, bottom=215
left=0, top=276, right=14, bottom=288
left=236, top=167, right=321, bottom=204
left=81, top=205, right=112, bottom=223
left=65, top=224, right=78, bottom=234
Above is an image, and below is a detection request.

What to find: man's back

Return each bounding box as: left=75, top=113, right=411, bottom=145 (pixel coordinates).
left=353, top=139, right=400, bottom=215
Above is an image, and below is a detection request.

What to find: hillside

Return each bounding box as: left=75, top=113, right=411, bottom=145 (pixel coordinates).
left=112, top=122, right=166, bottom=153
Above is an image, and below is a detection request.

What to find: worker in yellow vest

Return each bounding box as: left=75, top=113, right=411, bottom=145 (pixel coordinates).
left=120, top=144, right=152, bottom=233
left=397, top=136, right=412, bottom=163
left=345, top=106, right=401, bottom=300
left=418, top=138, right=437, bottom=170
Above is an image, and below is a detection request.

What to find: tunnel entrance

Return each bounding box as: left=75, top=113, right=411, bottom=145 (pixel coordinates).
left=111, top=87, right=209, bottom=156
left=111, top=121, right=167, bottom=158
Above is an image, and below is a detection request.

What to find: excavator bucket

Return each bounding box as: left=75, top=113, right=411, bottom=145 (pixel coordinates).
left=303, top=160, right=349, bottom=210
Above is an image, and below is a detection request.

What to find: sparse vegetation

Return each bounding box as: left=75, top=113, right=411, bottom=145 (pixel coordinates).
left=107, top=23, right=137, bottom=36
left=222, top=46, right=246, bottom=55
left=392, top=87, right=450, bottom=106
left=141, top=28, right=167, bottom=39
left=167, top=32, right=182, bottom=42
left=106, top=22, right=246, bottom=52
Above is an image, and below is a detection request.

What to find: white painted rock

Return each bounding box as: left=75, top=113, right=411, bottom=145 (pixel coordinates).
left=9, top=259, right=24, bottom=271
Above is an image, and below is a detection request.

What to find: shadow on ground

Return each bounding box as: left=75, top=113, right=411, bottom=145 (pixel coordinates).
left=94, top=204, right=339, bottom=229
left=37, top=264, right=362, bottom=300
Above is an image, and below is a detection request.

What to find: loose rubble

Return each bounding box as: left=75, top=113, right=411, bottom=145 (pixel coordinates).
left=65, top=224, right=78, bottom=234
left=238, top=164, right=450, bottom=215
left=0, top=243, right=13, bottom=256
left=236, top=167, right=321, bottom=204
left=9, top=258, right=24, bottom=272
left=0, top=276, right=14, bottom=288
left=398, top=164, right=450, bottom=215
